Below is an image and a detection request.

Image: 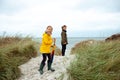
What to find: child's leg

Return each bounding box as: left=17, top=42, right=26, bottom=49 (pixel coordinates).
left=62, top=44, right=66, bottom=56
left=47, top=54, right=55, bottom=72
left=51, top=50, right=54, bottom=63
left=39, top=54, right=46, bottom=74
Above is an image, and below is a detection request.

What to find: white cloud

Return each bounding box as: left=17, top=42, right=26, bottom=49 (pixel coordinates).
left=0, top=0, right=120, bottom=37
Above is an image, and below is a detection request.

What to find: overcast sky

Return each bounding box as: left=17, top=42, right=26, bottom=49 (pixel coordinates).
left=0, top=0, right=120, bottom=37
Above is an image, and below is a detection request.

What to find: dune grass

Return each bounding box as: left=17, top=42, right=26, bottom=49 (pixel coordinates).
left=54, top=47, right=61, bottom=56
left=0, top=36, right=38, bottom=80
left=68, top=40, right=120, bottom=80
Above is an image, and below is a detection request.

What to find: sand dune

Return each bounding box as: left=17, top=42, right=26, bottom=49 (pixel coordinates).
left=17, top=50, right=74, bottom=80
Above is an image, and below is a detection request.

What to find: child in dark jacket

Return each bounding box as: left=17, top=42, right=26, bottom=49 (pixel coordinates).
left=61, top=25, right=68, bottom=56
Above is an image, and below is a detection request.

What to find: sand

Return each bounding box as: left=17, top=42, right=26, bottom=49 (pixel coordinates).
left=17, top=50, right=74, bottom=80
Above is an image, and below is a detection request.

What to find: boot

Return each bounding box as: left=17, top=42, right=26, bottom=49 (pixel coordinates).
left=48, top=62, right=55, bottom=72
left=39, top=63, right=45, bottom=74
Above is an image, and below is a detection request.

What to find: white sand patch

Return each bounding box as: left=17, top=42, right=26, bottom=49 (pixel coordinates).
left=17, top=51, right=75, bottom=80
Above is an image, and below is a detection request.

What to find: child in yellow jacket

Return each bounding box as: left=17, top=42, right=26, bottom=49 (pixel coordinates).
left=39, top=26, right=55, bottom=75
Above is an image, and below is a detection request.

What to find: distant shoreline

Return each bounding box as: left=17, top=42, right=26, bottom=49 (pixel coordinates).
left=34, top=37, right=107, bottom=39
left=34, top=37, right=106, bottom=50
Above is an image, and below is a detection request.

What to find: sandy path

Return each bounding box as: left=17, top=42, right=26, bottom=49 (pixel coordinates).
left=17, top=50, right=74, bottom=80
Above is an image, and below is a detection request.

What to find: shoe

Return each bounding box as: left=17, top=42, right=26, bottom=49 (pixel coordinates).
left=39, top=70, right=43, bottom=74
left=39, top=63, right=45, bottom=75
left=48, top=62, right=55, bottom=72
left=48, top=68, right=55, bottom=72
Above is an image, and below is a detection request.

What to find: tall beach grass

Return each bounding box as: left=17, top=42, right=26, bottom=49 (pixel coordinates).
left=0, top=35, right=38, bottom=80
left=68, top=40, right=120, bottom=80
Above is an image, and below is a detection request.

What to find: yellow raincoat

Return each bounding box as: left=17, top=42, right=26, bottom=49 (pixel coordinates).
left=40, top=33, right=53, bottom=53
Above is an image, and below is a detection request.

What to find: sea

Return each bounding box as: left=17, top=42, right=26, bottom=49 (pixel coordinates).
left=34, top=37, right=106, bottom=50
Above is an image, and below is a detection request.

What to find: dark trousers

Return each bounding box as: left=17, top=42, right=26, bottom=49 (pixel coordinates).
left=62, top=44, right=66, bottom=56
left=41, top=54, right=51, bottom=65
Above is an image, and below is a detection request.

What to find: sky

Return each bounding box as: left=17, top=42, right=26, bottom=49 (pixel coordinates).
left=0, top=0, right=120, bottom=37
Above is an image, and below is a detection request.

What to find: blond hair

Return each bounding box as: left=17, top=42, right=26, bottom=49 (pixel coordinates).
left=47, top=25, right=53, bottom=30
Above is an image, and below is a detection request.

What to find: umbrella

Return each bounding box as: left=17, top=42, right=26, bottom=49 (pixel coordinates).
left=51, top=38, right=56, bottom=63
